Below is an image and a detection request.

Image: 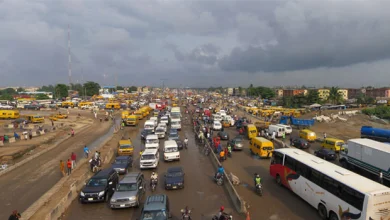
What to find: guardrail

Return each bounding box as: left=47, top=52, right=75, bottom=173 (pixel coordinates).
left=193, top=125, right=247, bottom=214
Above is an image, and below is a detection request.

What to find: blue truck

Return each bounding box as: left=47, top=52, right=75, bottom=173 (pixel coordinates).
left=279, top=116, right=315, bottom=127
left=361, top=126, right=390, bottom=142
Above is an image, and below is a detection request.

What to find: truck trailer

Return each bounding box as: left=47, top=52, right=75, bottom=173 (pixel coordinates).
left=361, top=126, right=390, bottom=143
left=340, top=138, right=390, bottom=185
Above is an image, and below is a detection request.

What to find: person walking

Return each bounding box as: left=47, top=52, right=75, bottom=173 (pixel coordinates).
left=8, top=210, right=21, bottom=220
left=71, top=152, right=77, bottom=169
left=282, top=132, right=286, bottom=142
left=323, top=132, right=327, bottom=140
left=59, top=160, right=65, bottom=177
left=83, top=146, right=89, bottom=158
left=51, top=120, right=54, bottom=127
left=66, top=159, right=72, bottom=175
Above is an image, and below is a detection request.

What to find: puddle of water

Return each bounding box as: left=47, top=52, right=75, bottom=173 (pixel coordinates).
left=89, top=119, right=119, bottom=150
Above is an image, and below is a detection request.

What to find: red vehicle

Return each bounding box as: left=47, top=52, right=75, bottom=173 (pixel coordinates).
left=204, top=109, right=211, bottom=117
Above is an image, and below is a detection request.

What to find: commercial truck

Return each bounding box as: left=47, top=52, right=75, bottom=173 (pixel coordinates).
left=340, top=138, right=390, bottom=185
left=361, top=126, right=390, bottom=143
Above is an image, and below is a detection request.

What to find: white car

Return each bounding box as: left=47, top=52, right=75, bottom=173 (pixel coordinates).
left=157, top=123, right=167, bottom=133
left=213, top=121, right=222, bottom=131
left=160, top=116, right=169, bottom=125
left=155, top=127, right=166, bottom=139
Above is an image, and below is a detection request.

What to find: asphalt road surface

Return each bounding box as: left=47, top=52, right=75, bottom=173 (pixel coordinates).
left=0, top=111, right=113, bottom=220
left=62, top=114, right=239, bottom=220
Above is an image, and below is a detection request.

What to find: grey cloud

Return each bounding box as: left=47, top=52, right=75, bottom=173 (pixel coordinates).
left=170, top=43, right=221, bottom=65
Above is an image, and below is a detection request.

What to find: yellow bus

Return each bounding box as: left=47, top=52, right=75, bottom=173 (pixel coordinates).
left=249, top=137, right=274, bottom=158
left=0, top=110, right=20, bottom=119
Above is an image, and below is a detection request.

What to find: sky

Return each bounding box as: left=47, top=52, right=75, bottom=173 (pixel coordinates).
left=1, top=0, right=390, bottom=88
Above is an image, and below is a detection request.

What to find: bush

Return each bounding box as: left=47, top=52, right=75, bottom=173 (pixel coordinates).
left=362, top=106, right=390, bottom=119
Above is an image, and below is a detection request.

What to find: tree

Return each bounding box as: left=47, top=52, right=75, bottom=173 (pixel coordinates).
left=129, top=86, right=137, bottom=92
left=327, top=87, right=343, bottom=104
left=0, top=88, right=17, bottom=95
left=70, top=83, right=84, bottom=96
left=55, top=84, right=69, bottom=98
left=83, top=81, right=100, bottom=96
left=0, top=94, right=13, bottom=101
left=38, top=85, right=55, bottom=92
left=306, top=90, right=320, bottom=104
left=17, top=87, right=25, bottom=93
left=35, top=94, right=50, bottom=100
left=116, top=86, right=124, bottom=90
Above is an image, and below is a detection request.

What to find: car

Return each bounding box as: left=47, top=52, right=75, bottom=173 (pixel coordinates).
left=228, top=136, right=244, bottom=150
left=314, top=148, right=337, bottom=161
left=111, top=156, right=133, bottom=174
left=168, top=132, right=179, bottom=141
left=168, top=129, right=178, bottom=136
left=155, top=127, right=166, bottom=139
left=160, top=116, right=169, bottom=125
left=165, top=167, right=184, bottom=190
left=141, top=129, right=154, bottom=140
left=139, top=194, right=172, bottom=220
left=55, top=113, right=68, bottom=119
left=213, top=121, right=222, bottom=131
left=48, top=115, right=58, bottom=121
left=217, top=131, right=229, bottom=140
left=157, top=123, right=167, bottom=133
left=292, top=138, right=310, bottom=149
left=175, top=140, right=184, bottom=150
left=195, top=108, right=200, bottom=113
left=79, top=168, right=119, bottom=203
left=110, top=172, right=145, bottom=209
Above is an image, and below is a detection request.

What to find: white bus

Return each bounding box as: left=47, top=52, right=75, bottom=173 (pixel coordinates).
left=270, top=148, right=390, bottom=220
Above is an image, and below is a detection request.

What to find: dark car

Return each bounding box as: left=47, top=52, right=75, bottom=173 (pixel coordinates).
left=79, top=168, right=119, bottom=203
left=141, top=129, right=154, bottom=140
left=292, top=138, right=310, bottom=149
left=314, top=148, right=336, bottom=161
left=175, top=140, right=184, bottom=150
left=168, top=132, right=179, bottom=141
left=140, top=195, right=171, bottom=220
left=168, top=129, right=178, bottom=136
left=164, top=167, right=184, bottom=190
left=111, top=156, right=133, bottom=174
left=217, top=131, right=229, bottom=140
left=228, top=136, right=244, bottom=150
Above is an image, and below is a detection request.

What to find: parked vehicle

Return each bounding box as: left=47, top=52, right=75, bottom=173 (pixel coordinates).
left=110, top=172, right=144, bottom=208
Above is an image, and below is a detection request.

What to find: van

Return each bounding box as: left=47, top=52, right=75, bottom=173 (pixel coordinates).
left=299, top=129, right=317, bottom=142
left=62, top=101, right=74, bottom=108
left=170, top=118, right=181, bottom=130
left=140, top=149, right=159, bottom=169
left=245, top=124, right=258, bottom=139
left=150, top=117, right=158, bottom=127
left=321, top=138, right=345, bottom=152
left=26, top=115, right=44, bottom=123
left=163, top=140, right=180, bottom=161
left=267, top=125, right=285, bottom=137
left=125, top=115, right=138, bottom=126
left=144, top=120, right=156, bottom=132
left=145, top=134, right=159, bottom=150
left=276, top=124, right=292, bottom=135
left=249, top=137, right=274, bottom=158
left=140, top=195, right=171, bottom=219
left=121, top=111, right=130, bottom=120
left=134, top=111, right=144, bottom=120
left=106, top=103, right=120, bottom=110
left=0, top=110, right=20, bottom=119
left=117, top=139, right=134, bottom=156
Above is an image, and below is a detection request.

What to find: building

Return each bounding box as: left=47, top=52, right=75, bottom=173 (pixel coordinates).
left=227, top=88, right=233, bottom=96
left=275, top=89, right=283, bottom=98
left=347, top=88, right=365, bottom=99
left=317, top=89, right=330, bottom=100
left=293, top=89, right=307, bottom=96
left=233, top=88, right=240, bottom=96
left=137, top=87, right=142, bottom=93
left=337, top=89, right=348, bottom=100
left=142, top=86, right=150, bottom=93
left=365, top=87, right=390, bottom=99
left=282, top=89, right=307, bottom=97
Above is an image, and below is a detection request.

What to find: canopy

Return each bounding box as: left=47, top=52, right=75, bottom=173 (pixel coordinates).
left=309, top=103, right=322, bottom=108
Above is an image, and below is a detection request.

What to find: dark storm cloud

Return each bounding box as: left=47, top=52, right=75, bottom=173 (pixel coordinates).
left=169, top=43, right=221, bottom=65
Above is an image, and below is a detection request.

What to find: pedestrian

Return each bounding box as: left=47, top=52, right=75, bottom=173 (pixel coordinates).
left=67, top=109, right=70, bottom=115
left=51, top=120, right=54, bottom=127
left=8, top=210, right=21, bottom=220
left=59, top=160, right=65, bottom=177
left=323, top=132, right=327, bottom=140
left=29, top=130, right=33, bottom=139
left=84, top=145, right=89, bottom=158
left=290, top=136, right=293, bottom=146
left=379, top=172, right=384, bottom=184
left=66, top=159, right=72, bottom=175
left=71, top=128, right=75, bottom=137
left=121, top=121, right=125, bottom=130
left=282, top=132, right=286, bottom=141
left=71, top=152, right=77, bottom=169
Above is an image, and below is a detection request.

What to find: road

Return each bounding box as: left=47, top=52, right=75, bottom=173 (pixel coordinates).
left=0, top=111, right=114, bottom=220
left=62, top=113, right=239, bottom=220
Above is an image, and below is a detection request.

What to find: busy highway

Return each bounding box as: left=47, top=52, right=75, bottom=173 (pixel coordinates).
left=62, top=110, right=239, bottom=220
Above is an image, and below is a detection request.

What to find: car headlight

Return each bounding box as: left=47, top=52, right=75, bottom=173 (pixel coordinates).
left=80, top=191, right=85, bottom=196
left=98, top=191, right=105, bottom=197
left=111, top=198, right=116, bottom=203
left=129, top=196, right=136, bottom=201
left=166, top=184, right=171, bottom=186
left=178, top=183, right=183, bottom=185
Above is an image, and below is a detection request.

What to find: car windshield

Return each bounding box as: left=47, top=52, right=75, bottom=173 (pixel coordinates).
left=141, top=155, right=155, bottom=160
left=167, top=171, right=183, bottom=177
left=141, top=210, right=167, bottom=220
left=114, top=159, right=128, bottom=164
left=119, top=145, right=132, bottom=149
left=145, top=125, right=154, bottom=128
left=165, top=147, right=178, bottom=153
left=234, top=139, right=243, bottom=144
left=127, top=118, right=136, bottom=121
left=87, top=178, right=107, bottom=187
left=146, top=139, right=159, bottom=144
left=117, top=183, right=137, bottom=191
left=171, top=121, right=179, bottom=125
left=156, top=129, right=164, bottom=133
left=169, top=134, right=178, bottom=137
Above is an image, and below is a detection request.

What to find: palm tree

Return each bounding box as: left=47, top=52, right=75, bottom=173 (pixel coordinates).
left=327, top=87, right=342, bottom=104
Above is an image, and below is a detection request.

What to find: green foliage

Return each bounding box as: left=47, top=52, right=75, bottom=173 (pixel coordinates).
left=116, top=86, right=124, bottom=90
left=362, top=106, right=390, bottom=119
left=55, top=84, right=69, bottom=98
left=17, top=87, right=25, bottom=92
left=247, top=86, right=275, bottom=99
left=128, top=86, right=138, bottom=92
left=83, top=81, right=100, bottom=96
left=71, top=83, right=84, bottom=96
left=38, top=85, right=55, bottom=92
left=0, top=94, right=13, bottom=101
left=306, top=90, right=320, bottom=104
left=0, top=88, right=17, bottom=95
left=35, top=94, right=50, bottom=100
left=357, top=94, right=375, bottom=105
left=327, top=87, right=343, bottom=104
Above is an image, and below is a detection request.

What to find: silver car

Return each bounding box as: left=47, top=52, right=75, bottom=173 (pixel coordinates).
left=110, top=172, right=145, bottom=209
left=155, top=127, right=166, bottom=139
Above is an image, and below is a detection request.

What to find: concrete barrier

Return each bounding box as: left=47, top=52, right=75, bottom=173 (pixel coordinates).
left=0, top=141, right=3, bottom=147
left=31, top=132, right=38, bottom=137
left=8, top=137, right=16, bottom=143
left=39, top=130, right=45, bottom=135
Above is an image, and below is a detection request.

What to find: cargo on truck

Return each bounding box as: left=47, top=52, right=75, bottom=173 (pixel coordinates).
left=361, top=126, right=390, bottom=143
left=340, top=138, right=390, bottom=185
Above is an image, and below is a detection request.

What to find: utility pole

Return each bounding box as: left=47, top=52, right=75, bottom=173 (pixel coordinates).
left=68, top=24, right=72, bottom=90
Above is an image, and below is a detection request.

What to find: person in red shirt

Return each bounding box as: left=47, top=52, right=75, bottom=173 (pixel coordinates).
left=66, top=159, right=72, bottom=175
left=71, top=152, right=76, bottom=169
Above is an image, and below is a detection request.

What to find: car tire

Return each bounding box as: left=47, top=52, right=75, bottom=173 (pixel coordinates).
left=276, top=174, right=282, bottom=186
left=318, top=204, right=327, bottom=219
left=329, top=212, right=338, bottom=220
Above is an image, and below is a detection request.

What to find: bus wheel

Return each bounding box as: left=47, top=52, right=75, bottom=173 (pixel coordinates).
left=329, top=212, right=339, bottom=220
left=318, top=204, right=327, bottom=219
left=276, top=174, right=282, bottom=186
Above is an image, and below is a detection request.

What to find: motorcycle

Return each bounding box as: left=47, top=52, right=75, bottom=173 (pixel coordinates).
left=212, top=213, right=233, bottom=220
left=89, top=159, right=99, bottom=173
left=214, top=173, right=224, bottom=186
left=227, top=151, right=232, bottom=158
left=151, top=179, right=157, bottom=192
left=181, top=208, right=192, bottom=220
left=256, top=184, right=263, bottom=196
